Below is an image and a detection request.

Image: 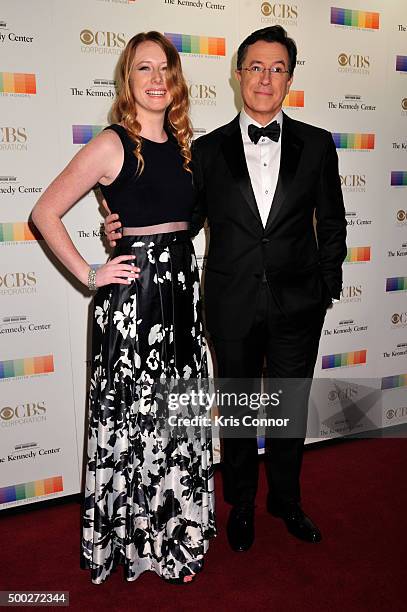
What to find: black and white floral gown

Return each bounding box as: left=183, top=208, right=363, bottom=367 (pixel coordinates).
left=81, top=231, right=216, bottom=584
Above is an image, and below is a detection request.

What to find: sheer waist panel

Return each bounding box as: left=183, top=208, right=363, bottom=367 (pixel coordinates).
left=122, top=221, right=189, bottom=236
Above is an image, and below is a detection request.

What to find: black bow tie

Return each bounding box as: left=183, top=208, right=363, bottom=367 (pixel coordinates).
left=248, top=121, right=280, bottom=144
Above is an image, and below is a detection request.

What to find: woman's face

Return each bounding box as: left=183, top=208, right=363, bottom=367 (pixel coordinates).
left=129, top=40, right=173, bottom=119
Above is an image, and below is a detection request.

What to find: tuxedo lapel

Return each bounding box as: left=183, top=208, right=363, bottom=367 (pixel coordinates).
left=265, top=113, right=304, bottom=232
left=221, top=116, right=263, bottom=227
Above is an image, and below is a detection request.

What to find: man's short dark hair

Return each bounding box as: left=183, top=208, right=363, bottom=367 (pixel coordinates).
left=237, top=26, right=297, bottom=76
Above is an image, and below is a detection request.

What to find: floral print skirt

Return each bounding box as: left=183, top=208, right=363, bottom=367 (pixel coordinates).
left=81, top=231, right=216, bottom=584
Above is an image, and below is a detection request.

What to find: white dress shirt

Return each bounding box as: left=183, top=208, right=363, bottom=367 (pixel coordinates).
left=239, top=108, right=283, bottom=227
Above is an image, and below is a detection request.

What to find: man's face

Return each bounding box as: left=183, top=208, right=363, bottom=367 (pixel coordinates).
left=236, top=40, right=293, bottom=125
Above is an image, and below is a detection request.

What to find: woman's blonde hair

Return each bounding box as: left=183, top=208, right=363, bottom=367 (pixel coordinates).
left=110, top=31, right=192, bottom=174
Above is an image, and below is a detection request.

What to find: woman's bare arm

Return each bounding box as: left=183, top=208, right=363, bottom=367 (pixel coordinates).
left=31, top=130, right=138, bottom=287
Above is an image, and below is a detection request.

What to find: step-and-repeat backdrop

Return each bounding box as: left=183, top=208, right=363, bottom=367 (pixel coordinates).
left=1, top=0, right=406, bottom=509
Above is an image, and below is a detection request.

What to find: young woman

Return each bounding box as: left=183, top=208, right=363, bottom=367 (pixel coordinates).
left=32, top=31, right=216, bottom=585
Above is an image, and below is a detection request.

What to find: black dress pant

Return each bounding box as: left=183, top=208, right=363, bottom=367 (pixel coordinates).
left=211, top=281, right=326, bottom=507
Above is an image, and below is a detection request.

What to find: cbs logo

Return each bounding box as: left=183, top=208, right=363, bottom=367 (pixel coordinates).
left=340, top=285, right=362, bottom=299
left=338, top=53, right=370, bottom=68
left=328, top=387, right=358, bottom=401
left=391, top=313, right=407, bottom=325
left=0, top=402, right=46, bottom=421
left=261, top=3, right=298, bottom=18
left=80, top=29, right=126, bottom=48
left=340, top=174, right=366, bottom=188
left=386, top=407, right=407, bottom=420
left=0, top=127, right=27, bottom=143
left=0, top=272, right=36, bottom=288
left=188, top=84, right=216, bottom=99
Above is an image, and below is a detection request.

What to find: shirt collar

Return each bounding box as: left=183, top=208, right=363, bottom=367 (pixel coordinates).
left=240, top=108, right=283, bottom=143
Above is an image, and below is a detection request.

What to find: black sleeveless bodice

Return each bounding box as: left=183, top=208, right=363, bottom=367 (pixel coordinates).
left=99, top=124, right=193, bottom=227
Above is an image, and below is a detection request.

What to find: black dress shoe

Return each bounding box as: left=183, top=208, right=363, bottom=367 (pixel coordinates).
left=267, top=500, right=322, bottom=543
left=227, top=505, right=255, bottom=552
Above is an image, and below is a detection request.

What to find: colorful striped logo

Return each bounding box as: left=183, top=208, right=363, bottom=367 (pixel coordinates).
left=381, top=374, right=407, bottom=390
left=345, top=247, right=371, bottom=263
left=386, top=277, right=407, bottom=292
left=322, top=350, right=367, bottom=370
left=0, top=222, right=42, bottom=243
left=396, top=56, right=407, bottom=72
left=391, top=171, right=407, bottom=186
left=164, top=33, right=225, bottom=56
left=333, top=133, right=375, bottom=150
left=0, top=476, right=63, bottom=504
left=72, top=125, right=103, bottom=145
left=283, top=90, right=304, bottom=107
left=0, top=72, right=36, bottom=94
left=330, top=7, right=380, bottom=29
left=0, top=355, right=54, bottom=380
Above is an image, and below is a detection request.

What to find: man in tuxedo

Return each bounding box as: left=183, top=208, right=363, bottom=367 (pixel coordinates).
left=105, top=26, right=347, bottom=552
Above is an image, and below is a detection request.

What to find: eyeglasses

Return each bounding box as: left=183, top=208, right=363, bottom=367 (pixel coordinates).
left=240, top=66, right=290, bottom=76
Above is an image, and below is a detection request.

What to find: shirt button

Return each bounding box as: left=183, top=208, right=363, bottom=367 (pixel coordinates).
left=265, top=190, right=268, bottom=194
left=264, top=163, right=267, bottom=166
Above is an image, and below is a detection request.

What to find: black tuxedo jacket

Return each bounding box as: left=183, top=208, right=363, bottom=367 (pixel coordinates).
left=191, top=112, right=347, bottom=340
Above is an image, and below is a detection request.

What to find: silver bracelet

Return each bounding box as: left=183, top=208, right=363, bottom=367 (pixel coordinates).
left=87, top=267, right=97, bottom=291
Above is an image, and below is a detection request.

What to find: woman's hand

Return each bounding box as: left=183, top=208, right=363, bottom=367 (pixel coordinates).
left=104, top=213, right=122, bottom=247
left=94, top=255, right=139, bottom=287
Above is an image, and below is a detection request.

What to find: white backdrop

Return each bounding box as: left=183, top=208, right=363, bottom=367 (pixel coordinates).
left=1, top=0, right=406, bottom=509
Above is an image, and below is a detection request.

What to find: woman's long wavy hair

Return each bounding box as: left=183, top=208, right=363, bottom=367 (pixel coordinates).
left=110, top=31, right=192, bottom=175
